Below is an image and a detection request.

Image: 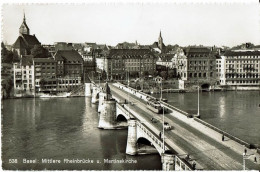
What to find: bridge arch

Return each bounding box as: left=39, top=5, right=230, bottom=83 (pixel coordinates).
left=201, top=83, right=210, bottom=89
left=136, top=130, right=163, bottom=154
left=117, top=114, right=128, bottom=122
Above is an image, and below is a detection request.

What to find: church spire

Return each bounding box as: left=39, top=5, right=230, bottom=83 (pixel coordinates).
left=19, top=11, right=30, bottom=35
left=158, top=30, right=163, bottom=52
left=23, top=10, right=26, bottom=22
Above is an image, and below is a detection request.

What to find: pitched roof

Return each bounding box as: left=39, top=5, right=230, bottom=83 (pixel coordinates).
left=22, top=34, right=40, bottom=47
left=33, top=58, right=56, bottom=63
left=107, top=49, right=156, bottom=59
left=54, top=50, right=83, bottom=62
left=21, top=55, right=33, bottom=66
left=224, top=50, right=260, bottom=56
left=183, top=47, right=212, bottom=57
left=12, top=36, right=27, bottom=49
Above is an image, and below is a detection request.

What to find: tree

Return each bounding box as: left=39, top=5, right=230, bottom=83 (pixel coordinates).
left=1, top=76, right=13, bottom=97
left=143, top=71, right=149, bottom=77
left=31, top=45, right=49, bottom=58
left=168, top=70, right=176, bottom=79
left=39, top=78, right=47, bottom=89
left=1, top=42, right=18, bottom=64
left=160, top=71, right=168, bottom=79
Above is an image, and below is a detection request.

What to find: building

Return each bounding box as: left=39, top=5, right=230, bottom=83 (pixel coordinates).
left=99, top=49, right=156, bottom=80
left=13, top=55, right=35, bottom=97
left=151, top=31, right=166, bottom=53
left=156, top=53, right=176, bottom=69
left=12, top=13, right=41, bottom=56
left=219, top=50, right=260, bottom=89
left=33, top=58, right=57, bottom=93
left=42, top=44, right=56, bottom=56
left=54, top=50, right=84, bottom=77
left=176, top=47, right=216, bottom=89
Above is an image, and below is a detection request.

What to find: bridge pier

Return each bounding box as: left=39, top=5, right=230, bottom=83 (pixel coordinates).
left=98, top=99, right=117, bottom=129
left=85, top=83, right=91, bottom=97
left=91, top=85, right=99, bottom=103
left=126, top=119, right=138, bottom=155
left=98, top=92, right=105, bottom=113
left=161, top=153, right=175, bottom=171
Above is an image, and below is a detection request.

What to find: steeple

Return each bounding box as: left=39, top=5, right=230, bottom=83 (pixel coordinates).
left=19, top=11, right=30, bottom=36
left=158, top=30, right=163, bottom=51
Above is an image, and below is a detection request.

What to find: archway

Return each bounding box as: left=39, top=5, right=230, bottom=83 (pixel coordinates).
left=116, top=114, right=127, bottom=122
left=136, top=137, right=159, bottom=155
left=201, top=83, right=210, bottom=90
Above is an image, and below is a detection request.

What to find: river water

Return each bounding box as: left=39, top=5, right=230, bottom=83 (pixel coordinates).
left=153, top=91, right=260, bottom=145
left=2, top=97, right=161, bottom=170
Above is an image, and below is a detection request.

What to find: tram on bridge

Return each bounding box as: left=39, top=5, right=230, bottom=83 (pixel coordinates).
left=146, top=98, right=163, bottom=114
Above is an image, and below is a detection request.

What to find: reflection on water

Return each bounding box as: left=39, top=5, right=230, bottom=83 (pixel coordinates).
left=2, top=97, right=161, bottom=170
left=156, top=91, right=260, bottom=145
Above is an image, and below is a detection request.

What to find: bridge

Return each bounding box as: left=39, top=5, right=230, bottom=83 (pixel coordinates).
left=84, top=79, right=260, bottom=171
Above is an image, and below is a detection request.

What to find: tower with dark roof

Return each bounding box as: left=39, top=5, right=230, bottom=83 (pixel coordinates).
left=19, top=12, right=30, bottom=35
left=158, top=30, right=163, bottom=51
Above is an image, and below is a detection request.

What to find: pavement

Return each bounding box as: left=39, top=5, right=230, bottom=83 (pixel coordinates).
left=108, top=83, right=260, bottom=170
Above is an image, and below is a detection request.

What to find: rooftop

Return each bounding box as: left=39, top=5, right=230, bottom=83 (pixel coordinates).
left=54, top=50, right=83, bottom=62
left=107, top=49, right=156, bottom=59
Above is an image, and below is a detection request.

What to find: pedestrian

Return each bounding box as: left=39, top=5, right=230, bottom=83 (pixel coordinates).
left=222, top=134, right=225, bottom=141
left=124, top=99, right=127, bottom=104
left=159, top=132, right=161, bottom=138
left=186, top=154, right=190, bottom=160
left=254, top=157, right=257, bottom=163
left=244, top=148, right=247, bottom=155
left=192, top=162, right=196, bottom=169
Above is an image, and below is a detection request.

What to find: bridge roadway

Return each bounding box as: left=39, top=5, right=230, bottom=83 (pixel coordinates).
left=107, top=83, right=260, bottom=170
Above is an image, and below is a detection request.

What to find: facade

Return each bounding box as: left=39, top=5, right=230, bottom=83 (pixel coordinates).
left=33, top=58, right=57, bottom=93
left=219, top=50, right=260, bottom=89
left=13, top=56, right=35, bottom=97
left=176, top=47, right=216, bottom=89
left=156, top=54, right=176, bottom=69
left=102, top=49, right=156, bottom=80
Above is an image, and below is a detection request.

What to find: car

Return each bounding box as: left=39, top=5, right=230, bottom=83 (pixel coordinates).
left=164, top=122, right=172, bottom=130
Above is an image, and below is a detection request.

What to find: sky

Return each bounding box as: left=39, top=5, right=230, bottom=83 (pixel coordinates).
left=1, top=1, right=260, bottom=47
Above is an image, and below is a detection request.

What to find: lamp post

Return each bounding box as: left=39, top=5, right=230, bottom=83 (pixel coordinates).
left=157, top=76, right=165, bottom=154
left=197, top=86, right=200, bottom=117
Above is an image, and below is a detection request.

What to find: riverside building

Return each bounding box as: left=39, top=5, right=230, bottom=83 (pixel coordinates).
left=98, top=49, right=157, bottom=80
left=176, top=47, right=217, bottom=89
left=219, top=50, right=260, bottom=90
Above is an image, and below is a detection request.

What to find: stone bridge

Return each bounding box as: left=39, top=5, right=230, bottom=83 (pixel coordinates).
left=84, top=80, right=193, bottom=171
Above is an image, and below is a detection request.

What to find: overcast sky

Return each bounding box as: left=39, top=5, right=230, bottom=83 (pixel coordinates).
left=2, top=2, right=260, bottom=47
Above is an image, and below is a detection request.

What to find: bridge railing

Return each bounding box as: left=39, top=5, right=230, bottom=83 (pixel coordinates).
left=116, top=103, right=131, bottom=119
left=175, top=155, right=194, bottom=171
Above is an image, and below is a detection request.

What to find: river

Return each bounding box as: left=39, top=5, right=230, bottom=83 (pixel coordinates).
left=2, top=97, right=161, bottom=170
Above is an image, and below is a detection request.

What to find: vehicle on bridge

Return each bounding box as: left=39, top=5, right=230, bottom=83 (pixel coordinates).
left=146, top=98, right=163, bottom=114
left=164, top=122, right=172, bottom=130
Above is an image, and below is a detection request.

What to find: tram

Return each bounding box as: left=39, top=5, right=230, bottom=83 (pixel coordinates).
left=146, top=99, right=163, bottom=114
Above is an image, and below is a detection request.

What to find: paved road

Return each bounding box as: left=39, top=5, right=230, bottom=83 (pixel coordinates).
left=108, top=83, right=260, bottom=170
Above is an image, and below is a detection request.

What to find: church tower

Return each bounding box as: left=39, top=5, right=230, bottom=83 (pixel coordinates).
left=158, top=30, right=163, bottom=51
left=19, top=12, right=30, bottom=35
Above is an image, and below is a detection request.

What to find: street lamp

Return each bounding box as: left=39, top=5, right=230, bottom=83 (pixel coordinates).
left=197, top=86, right=200, bottom=117
left=157, top=76, right=165, bottom=154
